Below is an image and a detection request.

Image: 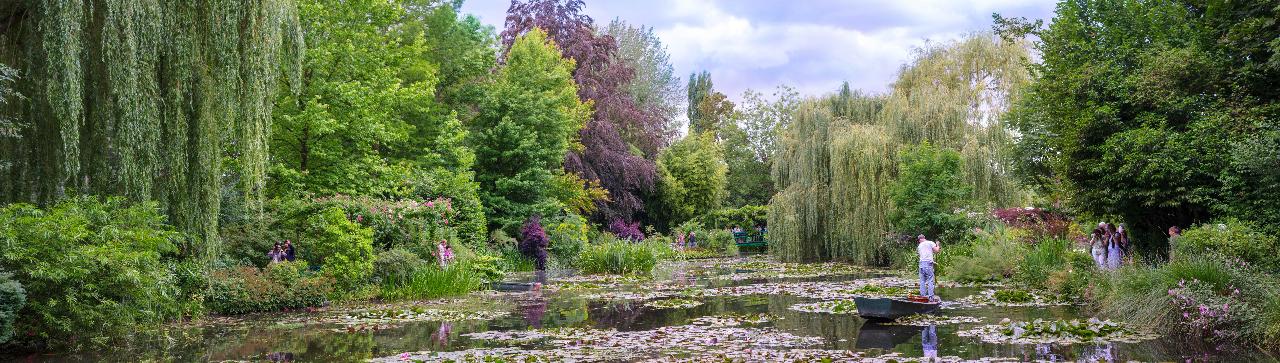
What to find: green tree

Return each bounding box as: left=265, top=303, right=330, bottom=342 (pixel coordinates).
left=272, top=0, right=455, bottom=197
left=605, top=19, right=684, bottom=139
left=686, top=70, right=713, bottom=129
left=1008, top=0, right=1280, bottom=242
left=655, top=132, right=728, bottom=227
left=0, top=1, right=303, bottom=258
left=471, top=28, right=590, bottom=229
left=890, top=142, right=971, bottom=240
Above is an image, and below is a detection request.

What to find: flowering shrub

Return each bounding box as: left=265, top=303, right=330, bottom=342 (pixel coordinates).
left=608, top=219, right=645, bottom=242
left=547, top=214, right=590, bottom=263
left=1167, top=279, right=1250, bottom=348
left=519, top=216, right=550, bottom=270
left=991, top=207, right=1072, bottom=242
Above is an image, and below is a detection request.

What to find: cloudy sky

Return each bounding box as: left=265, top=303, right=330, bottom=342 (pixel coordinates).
left=461, top=0, right=1056, bottom=101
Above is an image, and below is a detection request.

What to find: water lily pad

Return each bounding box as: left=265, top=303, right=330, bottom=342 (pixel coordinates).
left=788, top=300, right=859, bottom=314
left=887, top=314, right=983, bottom=326
left=645, top=298, right=704, bottom=309
left=957, top=318, right=1159, bottom=345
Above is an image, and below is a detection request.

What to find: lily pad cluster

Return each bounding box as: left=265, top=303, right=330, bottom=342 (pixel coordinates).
left=714, top=259, right=869, bottom=281
left=953, top=289, right=1073, bottom=307
left=958, top=318, right=1159, bottom=345
left=689, top=313, right=778, bottom=327
left=788, top=300, right=858, bottom=314
left=390, top=317, right=829, bottom=362
left=338, top=306, right=508, bottom=328
left=645, top=298, right=704, bottom=309
left=888, top=314, right=983, bottom=326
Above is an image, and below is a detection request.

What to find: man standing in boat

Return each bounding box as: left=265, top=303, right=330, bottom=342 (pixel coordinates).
left=917, top=234, right=940, bottom=302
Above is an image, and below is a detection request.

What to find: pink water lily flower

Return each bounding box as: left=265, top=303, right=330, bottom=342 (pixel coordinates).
left=399, top=352, right=411, bottom=361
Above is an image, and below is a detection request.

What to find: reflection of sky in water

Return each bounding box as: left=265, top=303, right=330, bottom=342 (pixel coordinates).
left=9, top=258, right=1255, bottom=362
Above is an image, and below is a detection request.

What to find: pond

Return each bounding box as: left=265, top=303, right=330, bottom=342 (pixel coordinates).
left=6, top=256, right=1268, bottom=362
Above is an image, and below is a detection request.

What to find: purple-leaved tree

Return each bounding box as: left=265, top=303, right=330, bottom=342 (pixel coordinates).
left=501, top=0, right=664, bottom=223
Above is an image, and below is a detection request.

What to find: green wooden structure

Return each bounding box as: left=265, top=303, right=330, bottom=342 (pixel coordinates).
left=734, top=231, right=767, bottom=248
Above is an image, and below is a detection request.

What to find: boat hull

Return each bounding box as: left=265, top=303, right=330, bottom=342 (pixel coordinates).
left=853, top=296, right=940, bottom=320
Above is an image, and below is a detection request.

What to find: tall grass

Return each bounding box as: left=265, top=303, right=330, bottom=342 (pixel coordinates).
left=378, top=261, right=484, bottom=301
left=576, top=237, right=678, bottom=275
left=943, top=227, right=1026, bottom=282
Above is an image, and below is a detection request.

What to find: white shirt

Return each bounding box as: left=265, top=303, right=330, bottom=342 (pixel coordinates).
left=918, top=240, right=938, bottom=263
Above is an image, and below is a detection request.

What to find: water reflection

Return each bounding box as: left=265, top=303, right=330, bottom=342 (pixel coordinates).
left=922, top=324, right=938, bottom=361
left=4, top=259, right=1262, bottom=362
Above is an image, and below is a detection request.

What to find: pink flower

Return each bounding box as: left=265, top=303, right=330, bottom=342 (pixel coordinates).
left=426, top=201, right=435, bottom=208
left=399, top=352, right=411, bottom=361
left=356, top=215, right=363, bottom=222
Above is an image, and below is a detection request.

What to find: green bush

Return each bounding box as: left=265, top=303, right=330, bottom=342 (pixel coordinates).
left=378, top=260, right=484, bottom=301
left=0, top=270, right=25, bottom=344
left=1175, top=219, right=1280, bottom=273
left=374, top=248, right=427, bottom=283
left=0, top=197, right=197, bottom=347
left=576, top=237, right=676, bottom=275
left=546, top=214, right=590, bottom=265
left=206, top=262, right=333, bottom=315
left=693, top=205, right=768, bottom=230
left=702, top=229, right=739, bottom=256
left=299, top=206, right=375, bottom=289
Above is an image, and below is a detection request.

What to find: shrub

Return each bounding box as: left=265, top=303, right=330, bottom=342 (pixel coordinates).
left=693, top=205, right=768, bottom=230
left=1014, top=238, right=1095, bottom=297
left=378, top=260, right=484, bottom=301
left=374, top=248, right=426, bottom=283
left=0, top=197, right=196, bottom=347
left=546, top=214, right=590, bottom=264
left=206, top=262, right=333, bottom=315
left=0, top=271, right=24, bottom=344
left=1175, top=219, right=1280, bottom=273
left=702, top=229, right=738, bottom=256
left=299, top=206, right=375, bottom=289
left=608, top=219, right=645, bottom=242
left=519, top=216, right=550, bottom=270
left=992, top=207, right=1073, bottom=241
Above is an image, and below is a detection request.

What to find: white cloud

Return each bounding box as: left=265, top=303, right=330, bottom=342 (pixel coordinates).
left=463, top=0, right=1056, bottom=102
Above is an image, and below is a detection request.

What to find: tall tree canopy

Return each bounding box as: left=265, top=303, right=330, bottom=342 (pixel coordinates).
left=655, top=132, right=728, bottom=228
left=770, top=34, right=1030, bottom=263
left=0, top=0, right=303, bottom=258
left=501, top=0, right=659, bottom=223
left=604, top=19, right=683, bottom=142
left=271, top=0, right=460, bottom=197
left=686, top=70, right=713, bottom=129
left=471, top=28, right=589, bottom=229
left=1008, top=0, right=1280, bottom=243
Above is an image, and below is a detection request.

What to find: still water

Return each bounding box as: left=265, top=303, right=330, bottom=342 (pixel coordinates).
left=6, top=256, right=1271, bottom=362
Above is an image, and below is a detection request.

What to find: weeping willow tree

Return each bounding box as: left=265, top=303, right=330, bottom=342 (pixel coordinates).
left=770, top=33, right=1030, bottom=263
left=0, top=0, right=303, bottom=259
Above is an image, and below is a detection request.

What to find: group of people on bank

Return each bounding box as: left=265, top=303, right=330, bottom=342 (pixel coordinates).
left=1088, top=222, right=1131, bottom=270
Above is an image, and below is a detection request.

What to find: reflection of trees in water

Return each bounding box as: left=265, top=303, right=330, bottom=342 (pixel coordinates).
left=767, top=294, right=863, bottom=351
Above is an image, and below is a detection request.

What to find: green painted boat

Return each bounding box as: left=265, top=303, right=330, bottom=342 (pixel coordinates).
left=853, top=296, right=940, bottom=320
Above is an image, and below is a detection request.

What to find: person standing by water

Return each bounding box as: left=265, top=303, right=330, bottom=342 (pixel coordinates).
left=686, top=231, right=698, bottom=249
left=917, top=234, right=940, bottom=302
left=1168, top=226, right=1182, bottom=261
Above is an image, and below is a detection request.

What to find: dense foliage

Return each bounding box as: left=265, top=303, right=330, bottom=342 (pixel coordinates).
left=0, top=1, right=303, bottom=258
left=206, top=262, right=332, bottom=315
left=0, top=198, right=198, bottom=347
left=770, top=33, right=1029, bottom=263
left=503, top=0, right=662, bottom=222
left=1008, top=0, right=1280, bottom=246
left=890, top=142, right=971, bottom=241
left=654, top=132, right=728, bottom=229
left=0, top=270, right=24, bottom=344
left=471, top=28, right=588, bottom=229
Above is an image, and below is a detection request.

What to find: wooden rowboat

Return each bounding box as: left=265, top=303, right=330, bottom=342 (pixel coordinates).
left=853, top=296, right=940, bottom=320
